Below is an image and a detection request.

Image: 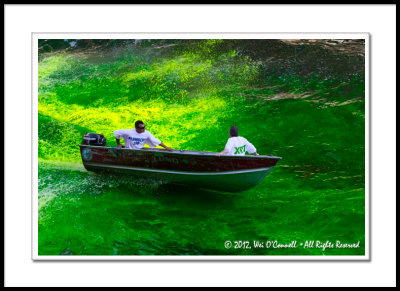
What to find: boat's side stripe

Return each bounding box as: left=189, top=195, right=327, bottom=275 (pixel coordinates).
left=84, top=162, right=273, bottom=176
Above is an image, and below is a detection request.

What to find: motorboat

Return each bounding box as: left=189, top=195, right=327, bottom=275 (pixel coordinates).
left=79, top=133, right=281, bottom=192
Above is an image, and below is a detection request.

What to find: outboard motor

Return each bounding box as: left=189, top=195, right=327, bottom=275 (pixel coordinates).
left=82, top=133, right=107, bottom=146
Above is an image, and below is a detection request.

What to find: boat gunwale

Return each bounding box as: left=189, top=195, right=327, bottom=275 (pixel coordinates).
left=79, top=145, right=282, bottom=160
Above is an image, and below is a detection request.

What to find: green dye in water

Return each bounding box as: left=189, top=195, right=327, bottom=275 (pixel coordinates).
left=38, top=40, right=365, bottom=256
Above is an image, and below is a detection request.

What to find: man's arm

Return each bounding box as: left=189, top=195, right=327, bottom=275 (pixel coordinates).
left=217, top=139, right=231, bottom=156
left=244, top=138, right=259, bottom=155
left=159, top=142, right=173, bottom=151
left=114, top=129, right=128, bottom=148
left=146, top=132, right=172, bottom=151
left=116, top=138, right=122, bottom=148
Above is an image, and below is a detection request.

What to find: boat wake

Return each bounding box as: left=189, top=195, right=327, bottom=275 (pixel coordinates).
left=38, top=160, right=166, bottom=199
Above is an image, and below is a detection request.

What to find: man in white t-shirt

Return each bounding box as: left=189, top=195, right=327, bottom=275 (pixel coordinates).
left=218, top=126, right=259, bottom=156
left=114, top=120, right=173, bottom=151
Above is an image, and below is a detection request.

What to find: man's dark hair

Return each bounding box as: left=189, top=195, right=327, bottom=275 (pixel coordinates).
left=230, top=126, right=239, bottom=137
left=135, top=120, right=144, bottom=128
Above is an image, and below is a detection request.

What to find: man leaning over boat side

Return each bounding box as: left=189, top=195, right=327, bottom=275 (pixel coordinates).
left=218, top=126, right=259, bottom=156
left=114, top=120, right=173, bottom=151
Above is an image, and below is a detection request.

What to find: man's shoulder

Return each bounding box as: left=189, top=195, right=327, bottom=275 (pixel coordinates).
left=144, top=130, right=155, bottom=136
left=120, top=129, right=138, bottom=137
left=231, top=136, right=252, bottom=144
left=229, top=136, right=246, bottom=141
left=124, top=129, right=136, bottom=134
left=114, top=128, right=134, bottom=135
left=116, top=128, right=134, bottom=131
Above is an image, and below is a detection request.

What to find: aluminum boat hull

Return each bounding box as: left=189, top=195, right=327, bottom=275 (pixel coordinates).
left=79, top=145, right=281, bottom=192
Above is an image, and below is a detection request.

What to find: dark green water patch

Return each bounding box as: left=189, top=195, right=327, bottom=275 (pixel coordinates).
left=38, top=160, right=365, bottom=256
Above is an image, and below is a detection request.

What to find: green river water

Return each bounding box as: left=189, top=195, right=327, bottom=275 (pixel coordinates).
left=37, top=39, right=365, bottom=256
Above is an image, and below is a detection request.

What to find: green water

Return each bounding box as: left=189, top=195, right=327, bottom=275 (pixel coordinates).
left=38, top=39, right=365, bottom=256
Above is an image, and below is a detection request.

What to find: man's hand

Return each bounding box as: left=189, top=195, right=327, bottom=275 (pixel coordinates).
left=218, top=150, right=227, bottom=156
left=159, top=142, right=173, bottom=151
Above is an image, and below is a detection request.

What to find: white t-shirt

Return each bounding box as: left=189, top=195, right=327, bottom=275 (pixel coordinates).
left=113, top=129, right=161, bottom=149
left=224, top=136, right=257, bottom=156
